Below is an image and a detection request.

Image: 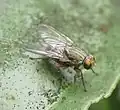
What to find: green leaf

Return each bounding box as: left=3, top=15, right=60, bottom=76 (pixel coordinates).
left=0, top=0, right=120, bottom=110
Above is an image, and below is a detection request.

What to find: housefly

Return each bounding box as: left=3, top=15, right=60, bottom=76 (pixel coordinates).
left=24, top=24, right=97, bottom=92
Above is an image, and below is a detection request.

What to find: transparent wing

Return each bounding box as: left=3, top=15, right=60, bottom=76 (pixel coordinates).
left=38, top=24, right=73, bottom=46
left=24, top=24, right=73, bottom=62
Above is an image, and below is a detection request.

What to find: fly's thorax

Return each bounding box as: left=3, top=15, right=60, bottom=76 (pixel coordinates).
left=65, top=47, right=86, bottom=62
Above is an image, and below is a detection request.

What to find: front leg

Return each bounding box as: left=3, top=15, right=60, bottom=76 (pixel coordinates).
left=79, top=69, right=87, bottom=92
left=75, top=68, right=87, bottom=92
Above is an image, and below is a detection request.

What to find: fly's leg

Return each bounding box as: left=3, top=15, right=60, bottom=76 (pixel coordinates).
left=79, top=69, right=87, bottom=92
left=29, top=57, right=47, bottom=60
left=74, top=69, right=87, bottom=92
left=29, top=57, right=41, bottom=60
left=74, top=75, right=77, bottom=84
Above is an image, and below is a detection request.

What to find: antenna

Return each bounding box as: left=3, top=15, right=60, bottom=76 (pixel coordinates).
left=91, top=68, right=98, bottom=76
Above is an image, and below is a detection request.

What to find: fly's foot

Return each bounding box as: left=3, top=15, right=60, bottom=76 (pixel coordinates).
left=84, top=88, right=87, bottom=92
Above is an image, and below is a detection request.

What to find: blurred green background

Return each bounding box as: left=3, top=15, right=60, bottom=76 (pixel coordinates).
left=0, top=0, right=120, bottom=110
left=89, top=81, right=120, bottom=110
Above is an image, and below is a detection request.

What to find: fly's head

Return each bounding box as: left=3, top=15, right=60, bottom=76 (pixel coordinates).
left=83, top=55, right=96, bottom=70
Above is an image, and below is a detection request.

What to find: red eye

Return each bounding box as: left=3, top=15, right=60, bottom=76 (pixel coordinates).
left=83, top=55, right=95, bottom=70
left=83, top=58, right=91, bottom=70
left=85, top=59, right=91, bottom=66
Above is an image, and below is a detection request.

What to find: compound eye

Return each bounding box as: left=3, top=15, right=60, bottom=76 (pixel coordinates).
left=83, top=58, right=91, bottom=69
left=85, top=59, right=91, bottom=66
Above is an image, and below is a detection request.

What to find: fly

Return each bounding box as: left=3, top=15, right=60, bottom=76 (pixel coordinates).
left=24, top=24, right=97, bottom=92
